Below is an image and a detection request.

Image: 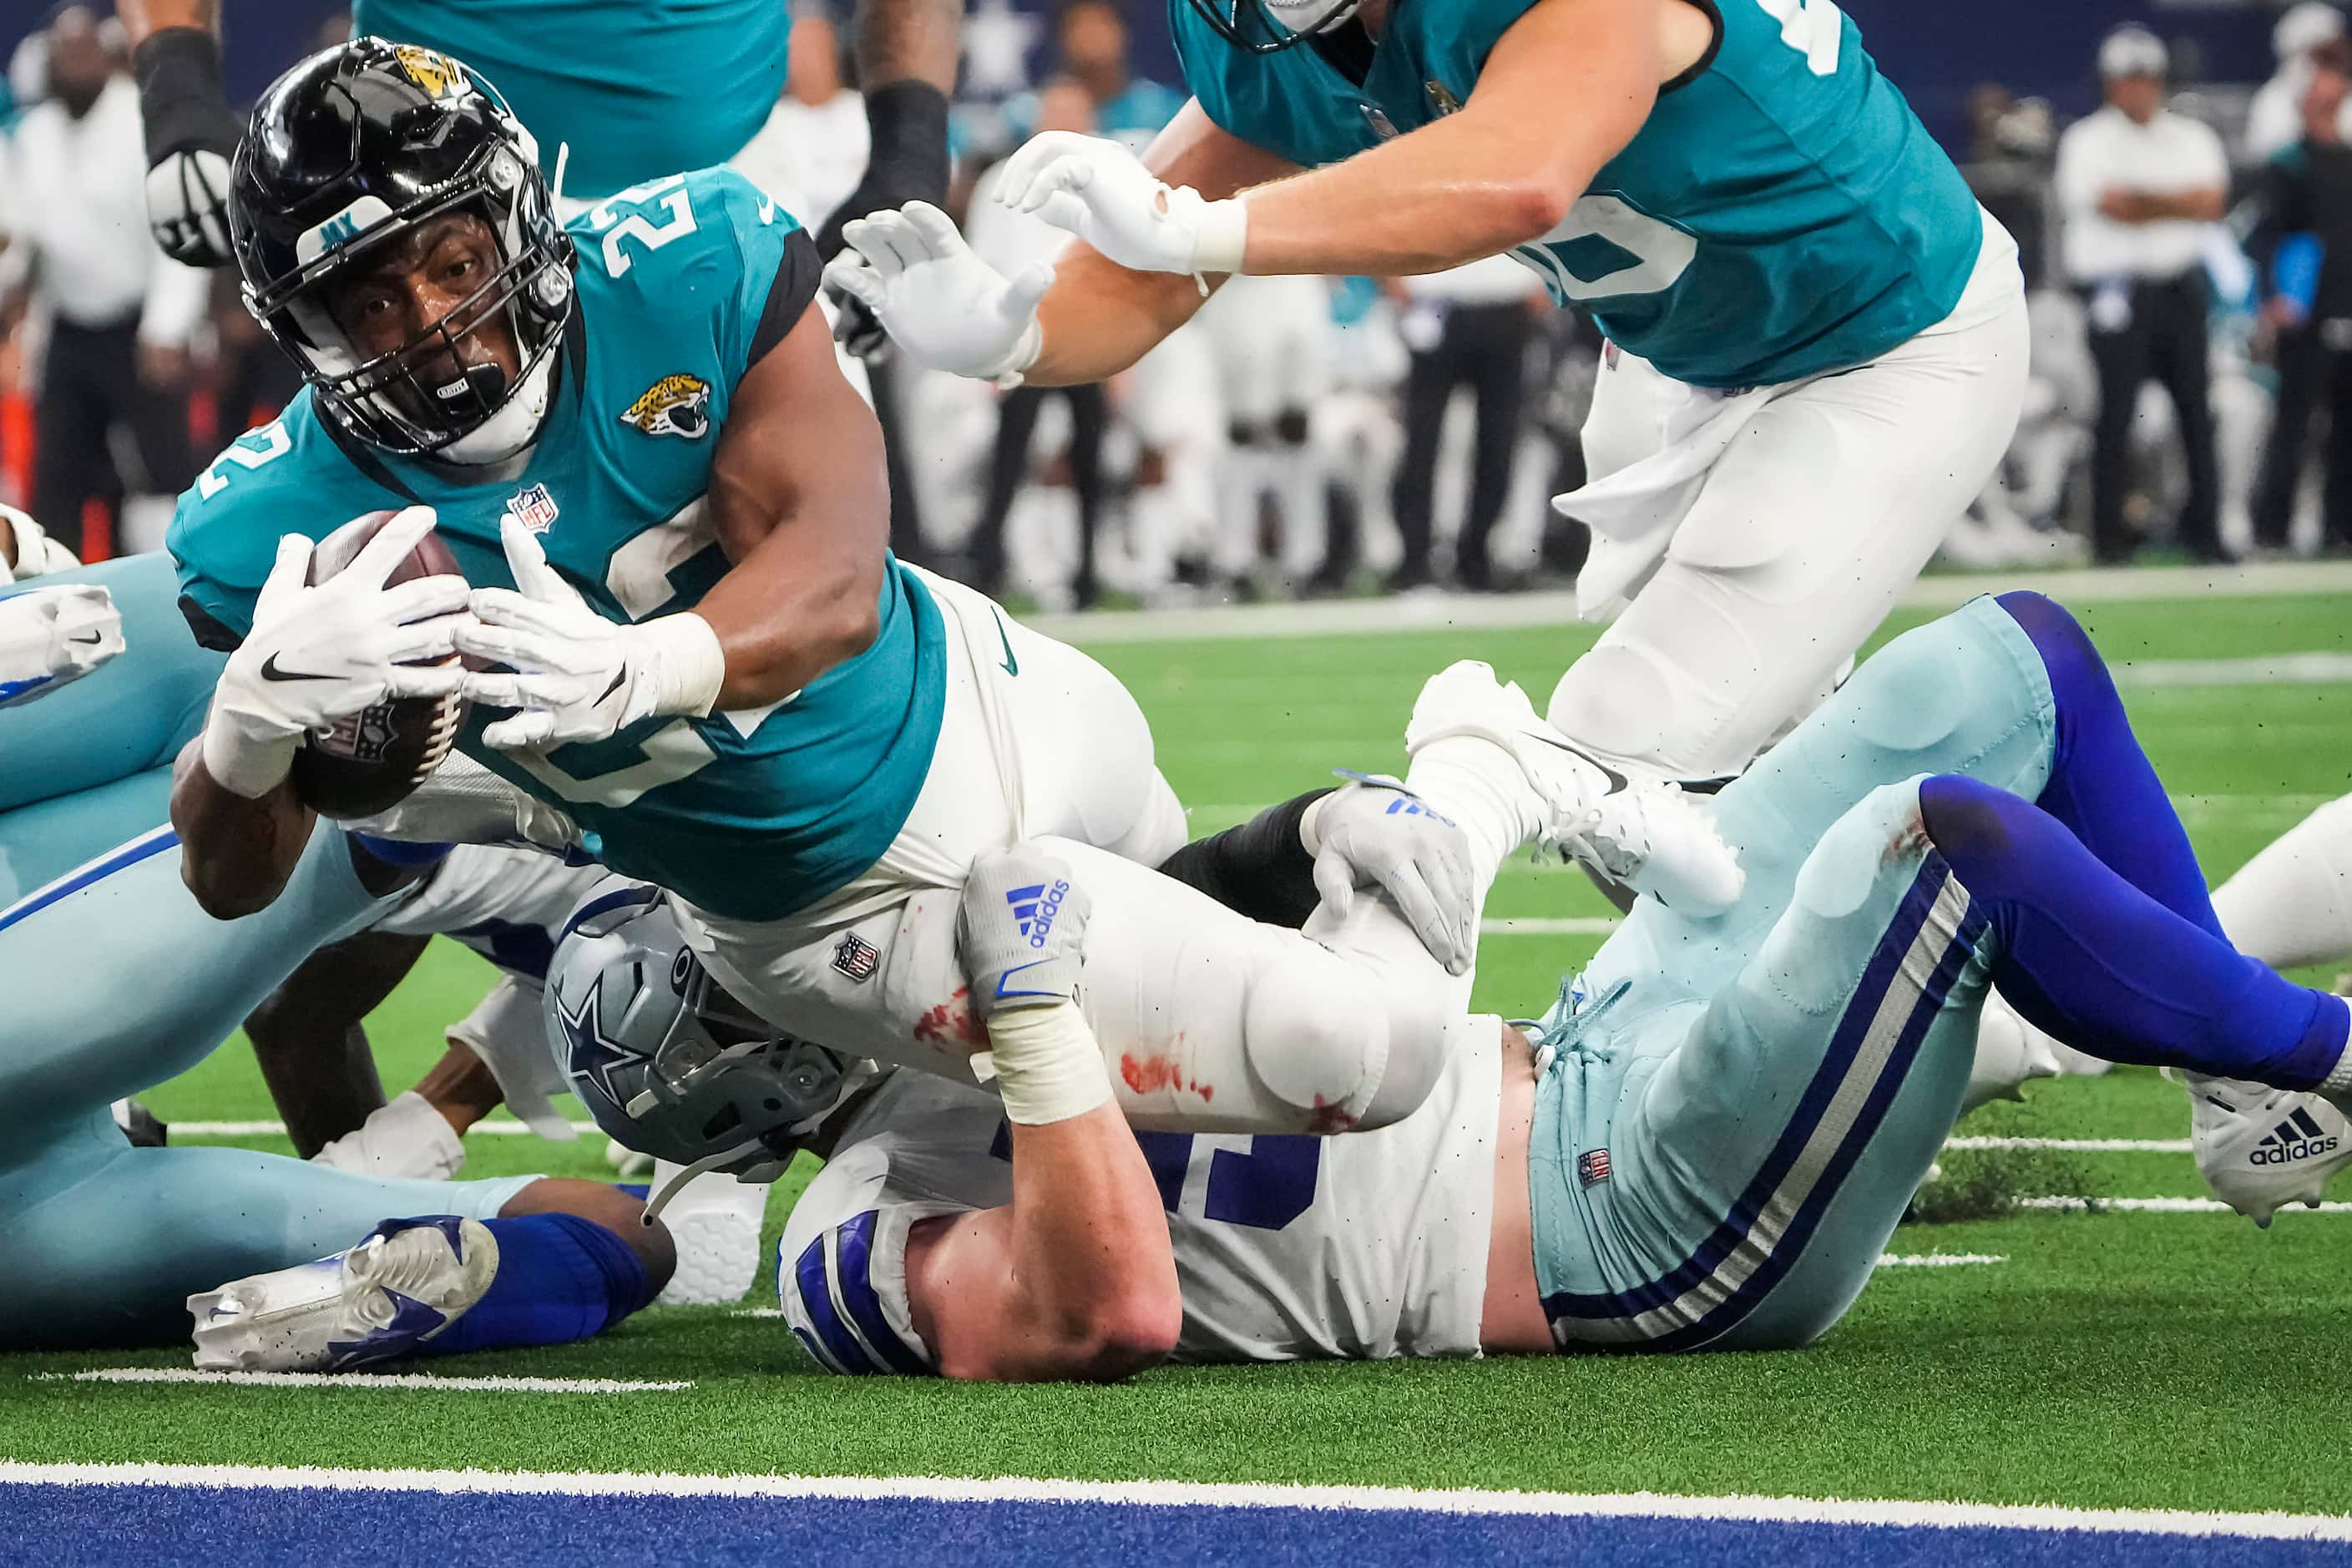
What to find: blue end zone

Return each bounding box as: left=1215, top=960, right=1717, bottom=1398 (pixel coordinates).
left=3, top=1485, right=2340, bottom=1568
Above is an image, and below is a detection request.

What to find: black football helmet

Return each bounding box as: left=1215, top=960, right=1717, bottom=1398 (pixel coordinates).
left=229, top=38, right=575, bottom=456
left=1185, top=0, right=1364, bottom=54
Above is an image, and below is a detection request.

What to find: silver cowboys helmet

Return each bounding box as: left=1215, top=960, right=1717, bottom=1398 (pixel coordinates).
left=544, top=880, right=849, bottom=1192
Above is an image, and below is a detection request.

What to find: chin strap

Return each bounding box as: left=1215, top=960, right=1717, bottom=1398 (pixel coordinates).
left=639, top=1142, right=763, bottom=1228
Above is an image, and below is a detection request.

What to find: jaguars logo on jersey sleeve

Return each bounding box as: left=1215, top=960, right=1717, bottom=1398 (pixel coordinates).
left=620, top=374, right=714, bottom=440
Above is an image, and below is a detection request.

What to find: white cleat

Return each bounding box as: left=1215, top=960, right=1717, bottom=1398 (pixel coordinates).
left=1404, top=660, right=1744, bottom=915
left=650, top=1165, right=768, bottom=1307
left=189, top=1216, right=498, bottom=1373
left=1960, top=990, right=2063, bottom=1117
left=2176, top=1073, right=2352, bottom=1227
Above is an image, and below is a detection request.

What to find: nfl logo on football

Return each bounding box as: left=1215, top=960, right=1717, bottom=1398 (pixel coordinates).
left=503, top=483, right=560, bottom=535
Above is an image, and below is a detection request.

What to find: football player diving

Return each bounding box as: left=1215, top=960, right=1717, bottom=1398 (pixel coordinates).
left=827, top=0, right=2033, bottom=793
left=0, top=538, right=674, bottom=1359
left=167, top=41, right=1740, bottom=1169
left=539, top=592, right=2352, bottom=1379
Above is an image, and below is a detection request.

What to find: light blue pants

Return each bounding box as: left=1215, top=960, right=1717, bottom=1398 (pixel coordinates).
left=0, top=822, right=531, bottom=1349
left=1528, top=595, right=2056, bottom=1353
left=0, top=554, right=221, bottom=904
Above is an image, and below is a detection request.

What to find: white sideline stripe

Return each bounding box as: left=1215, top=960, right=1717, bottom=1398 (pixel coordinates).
left=1946, top=1137, right=2193, bottom=1153
left=37, top=1369, right=688, bottom=1394
left=2114, top=652, right=2352, bottom=689
left=0, top=1461, right=2344, bottom=1540
left=1874, top=1253, right=2006, bottom=1267
left=1038, top=560, right=2352, bottom=646
left=1479, top=917, right=1621, bottom=937
left=2020, top=1196, right=2352, bottom=1215
left=174, top=1120, right=602, bottom=1138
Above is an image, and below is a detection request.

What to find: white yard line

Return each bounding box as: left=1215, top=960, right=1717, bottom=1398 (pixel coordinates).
left=1945, top=1137, right=2193, bottom=1153
left=35, top=1369, right=688, bottom=1394
left=1874, top=1254, right=2006, bottom=1267
left=0, top=1460, right=2344, bottom=1540
left=171, top=1120, right=602, bottom=1138
left=1036, top=561, right=2352, bottom=646
left=1477, top=917, right=1623, bottom=937
left=2019, top=1196, right=2352, bottom=1215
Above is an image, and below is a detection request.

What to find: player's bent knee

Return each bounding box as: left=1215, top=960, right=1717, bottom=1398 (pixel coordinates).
left=1547, top=640, right=1687, bottom=767
left=501, top=1178, right=677, bottom=1289
left=1240, top=949, right=1393, bottom=1129
left=1995, top=589, right=2116, bottom=711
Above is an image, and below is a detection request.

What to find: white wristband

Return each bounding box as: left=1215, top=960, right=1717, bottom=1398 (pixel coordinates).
left=1191, top=195, right=1250, bottom=277
left=984, top=1001, right=1115, bottom=1125
left=200, top=699, right=301, bottom=800
left=642, top=611, right=727, bottom=719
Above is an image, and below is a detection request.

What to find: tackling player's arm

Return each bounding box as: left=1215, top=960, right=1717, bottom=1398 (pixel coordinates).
left=903, top=847, right=1181, bottom=1382
left=245, top=928, right=427, bottom=1156
left=120, top=0, right=242, bottom=269
left=812, top=0, right=962, bottom=260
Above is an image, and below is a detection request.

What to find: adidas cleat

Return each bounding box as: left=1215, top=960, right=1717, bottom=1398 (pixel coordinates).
left=1404, top=661, right=1743, bottom=916
left=2176, top=1074, right=2351, bottom=1227
left=189, top=1216, right=498, bottom=1372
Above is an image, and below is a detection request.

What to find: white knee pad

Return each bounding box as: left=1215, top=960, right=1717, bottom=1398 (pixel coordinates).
left=1239, top=939, right=1451, bottom=1132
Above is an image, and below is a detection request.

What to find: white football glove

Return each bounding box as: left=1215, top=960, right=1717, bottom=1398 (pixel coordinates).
left=201, top=505, right=471, bottom=799
left=456, top=518, right=726, bottom=751
left=994, top=131, right=1249, bottom=279
left=145, top=147, right=237, bottom=270
left=1306, top=774, right=1478, bottom=977
left=0, top=583, right=126, bottom=709
left=0, top=503, right=83, bottom=586
left=823, top=202, right=1054, bottom=384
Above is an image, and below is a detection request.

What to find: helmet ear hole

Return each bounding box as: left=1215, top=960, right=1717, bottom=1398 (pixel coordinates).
left=700, top=1103, right=745, bottom=1142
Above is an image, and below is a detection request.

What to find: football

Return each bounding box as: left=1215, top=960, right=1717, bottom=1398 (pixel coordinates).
left=286, top=511, right=471, bottom=821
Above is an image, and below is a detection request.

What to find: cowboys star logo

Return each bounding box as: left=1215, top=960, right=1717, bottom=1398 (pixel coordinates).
left=620, top=373, right=714, bottom=440
left=392, top=45, right=468, bottom=99
left=555, top=979, right=651, bottom=1108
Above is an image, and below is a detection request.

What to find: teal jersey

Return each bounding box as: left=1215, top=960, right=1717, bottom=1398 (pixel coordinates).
left=352, top=0, right=788, bottom=200
left=169, top=169, right=948, bottom=923
left=1171, top=0, right=1985, bottom=387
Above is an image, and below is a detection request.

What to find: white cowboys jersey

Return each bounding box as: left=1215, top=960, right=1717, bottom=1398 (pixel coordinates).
left=776, top=1019, right=1505, bottom=1372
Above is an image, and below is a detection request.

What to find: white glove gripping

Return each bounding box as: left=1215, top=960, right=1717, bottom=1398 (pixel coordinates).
left=0, top=584, right=125, bottom=709
left=824, top=202, right=1053, bottom=386
left=455, top=518, right=726, bottom=751
left=995, top=131, right=1249, bottom=282
left=1304, top=771, right=1477, bottom=977
left=0, top=504, right=83, bottom=585
left=959, top=844, right=1110, bottom=1125
left=200, top=506, right=470, bottom=799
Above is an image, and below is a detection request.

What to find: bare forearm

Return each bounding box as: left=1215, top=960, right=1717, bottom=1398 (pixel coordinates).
left=169, top=736, right=313, bottom=918
left=1026, top=246, right=1216, bottom=386
left=2108, top=187, right=2227, bottom=224
left=852, top=0, right=961, bottom=92
left=1004, top=1106, right=1179, bottom=1362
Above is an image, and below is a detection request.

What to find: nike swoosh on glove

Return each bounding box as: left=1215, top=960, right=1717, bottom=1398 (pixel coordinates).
left=456, top=518, right=726, bottom=751
left=825, top=202, right=1054, bottom=385
left=994, top=131, right=1249, bottom=279
left=201, top=506, right=471, bottom=798
left=0, top=583, right=126, bottom=709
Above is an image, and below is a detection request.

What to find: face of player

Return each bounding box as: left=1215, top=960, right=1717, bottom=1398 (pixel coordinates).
left=323, top=211, right=523, bottom=394
left=1060, top=3, right=1129, bottom=78
left=46, top=9, right=112, bottom=119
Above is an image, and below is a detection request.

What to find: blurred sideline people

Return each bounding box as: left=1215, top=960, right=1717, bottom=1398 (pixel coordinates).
left=2249, top=42, right=2352, bottom=554
left=1196, top=275, right=1335, bottom=596
left=2247, top=3, right=2352, bottom=165
left=1387, top=258, right=1547, bottom=594
left=3, top=7, right=202, bottom=559
left=2056, top=27, right=2231, bottom=564
left=965, top=79, right=1111, bottom=606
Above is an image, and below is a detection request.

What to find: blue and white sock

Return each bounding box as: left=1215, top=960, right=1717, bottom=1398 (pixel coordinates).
left=420, top=1213, right=655, bottom=1357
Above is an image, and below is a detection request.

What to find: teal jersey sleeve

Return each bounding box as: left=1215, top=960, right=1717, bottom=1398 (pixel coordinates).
left=1170, top=0, right=1987, bottom=388
left=166, top=165, right=939, bottom=924
left=351, top=0, right=788, bottom=201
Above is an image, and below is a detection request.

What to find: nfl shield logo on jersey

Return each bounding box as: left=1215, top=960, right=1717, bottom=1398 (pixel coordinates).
left=832, top=932, right=882, bottom=983
left=503, top=483, right=560, bottom=536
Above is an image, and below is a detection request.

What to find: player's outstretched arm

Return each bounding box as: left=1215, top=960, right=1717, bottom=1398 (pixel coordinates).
left=122, top=0, right=241, bottom=269
left=812, top=0, right=959, bottom=262
left=1004, top=0, right=1674, bottom=281
left=903, top=847, right=1182, bottom=1383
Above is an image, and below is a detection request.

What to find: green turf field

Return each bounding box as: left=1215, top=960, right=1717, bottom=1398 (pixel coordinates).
left=4, top=591, right=2349, bottom=1517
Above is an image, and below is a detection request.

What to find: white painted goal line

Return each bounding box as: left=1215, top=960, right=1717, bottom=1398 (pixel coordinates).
left=0, top=1460, right=2344, bottom=1540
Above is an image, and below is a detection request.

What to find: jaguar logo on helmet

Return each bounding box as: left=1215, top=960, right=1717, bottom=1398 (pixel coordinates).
left=392, top=44, right=468, bottom=99
left=620, top=374, right=713, bottom=440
